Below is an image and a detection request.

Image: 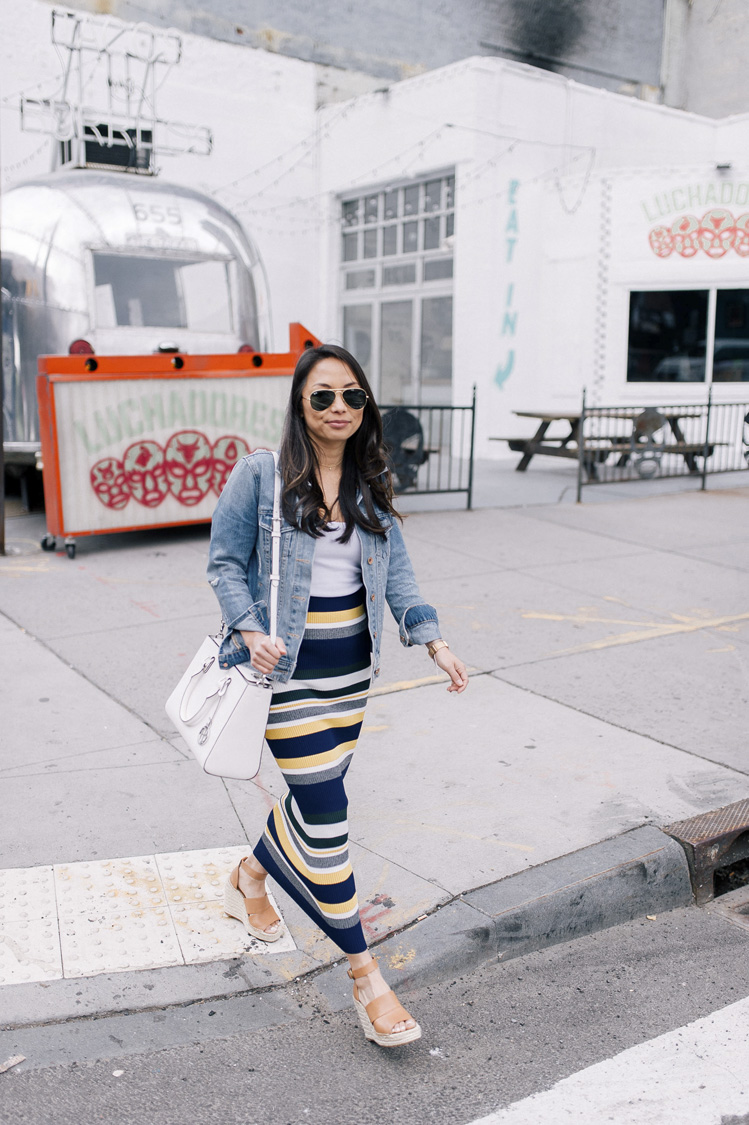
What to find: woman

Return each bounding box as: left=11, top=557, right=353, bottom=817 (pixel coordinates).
left=207, top=343, right=468, bottom=1047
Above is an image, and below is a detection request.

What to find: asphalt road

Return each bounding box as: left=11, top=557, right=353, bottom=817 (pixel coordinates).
left=2, top=903, right=748, bottom=1125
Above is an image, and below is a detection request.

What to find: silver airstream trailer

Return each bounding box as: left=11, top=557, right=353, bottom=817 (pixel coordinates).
left=2, top=169, right=270, bottom=467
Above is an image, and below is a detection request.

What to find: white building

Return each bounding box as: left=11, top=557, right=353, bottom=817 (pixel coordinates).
left=313, top=60, right=749, bottom=457
left=3, top=2, right=749, bottom=465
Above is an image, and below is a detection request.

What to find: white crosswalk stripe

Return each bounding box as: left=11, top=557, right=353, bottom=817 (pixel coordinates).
left=469, top=995, right=749, bottom=1125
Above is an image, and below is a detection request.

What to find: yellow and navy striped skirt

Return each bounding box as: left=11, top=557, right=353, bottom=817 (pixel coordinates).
left=253, top=589, right=371, bottom=954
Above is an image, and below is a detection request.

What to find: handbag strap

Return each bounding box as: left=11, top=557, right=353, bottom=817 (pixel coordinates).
left=268, top=451, right=281, bottom=645
left=178, top=656, right=230, bottom=725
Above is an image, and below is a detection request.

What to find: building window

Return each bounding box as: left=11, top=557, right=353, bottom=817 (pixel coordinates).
left=342, top=305, right=372, bottom=372
left=421, top=296, right=453, bottom=392
left=627, top=291, right=707, bottom=382
left=339, top=171, right=455, bottom=404
left=714, top=290, right=749, bottom=381
left=345, top=269, right=376, bottom=290
left=627, top=288, right=749, bottom=383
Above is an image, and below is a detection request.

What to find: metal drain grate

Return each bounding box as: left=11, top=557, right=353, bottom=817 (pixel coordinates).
left=706, top=884, right=749, bottom=933
left=664, top=798, right=749, bottom=905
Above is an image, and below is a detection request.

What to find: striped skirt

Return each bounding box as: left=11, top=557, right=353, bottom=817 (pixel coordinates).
left=253, top=589, right=371, bottom=955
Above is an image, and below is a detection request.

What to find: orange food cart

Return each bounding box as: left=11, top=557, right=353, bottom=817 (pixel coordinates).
left=37, top=323, right=320, bottom=557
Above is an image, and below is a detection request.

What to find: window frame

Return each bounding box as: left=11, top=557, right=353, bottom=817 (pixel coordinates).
left=625, top=284, right=749, bottom=387
left=90, top=248, right=238, bottom=333
left=338, top=169, right=455, bottom=405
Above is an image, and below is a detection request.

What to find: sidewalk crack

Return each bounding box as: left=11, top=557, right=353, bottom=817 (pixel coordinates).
left=487, top=669, right=749, bottom=777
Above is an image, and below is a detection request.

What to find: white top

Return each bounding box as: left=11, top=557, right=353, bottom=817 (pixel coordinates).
left=309, top=522, right=363, bottom=596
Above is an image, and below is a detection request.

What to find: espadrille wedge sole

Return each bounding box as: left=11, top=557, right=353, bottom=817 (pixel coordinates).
left=224, top=857, right=283, bottom=943
left=348, top=957, right=421, bottom=1047
left=352, top=994, right=422, bottom=1047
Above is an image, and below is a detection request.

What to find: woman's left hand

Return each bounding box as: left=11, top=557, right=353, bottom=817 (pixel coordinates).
left=433, top=648, right=468, bottom=693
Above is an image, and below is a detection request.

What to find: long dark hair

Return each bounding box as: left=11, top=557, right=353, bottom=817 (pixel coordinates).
left=279, top=344, right=399, bottom=541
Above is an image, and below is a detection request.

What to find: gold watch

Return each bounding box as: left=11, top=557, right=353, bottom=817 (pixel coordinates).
left=426, top=640, right=449, bottom=659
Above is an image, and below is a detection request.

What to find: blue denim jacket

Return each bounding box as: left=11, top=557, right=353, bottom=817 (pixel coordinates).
left=206, top=450, right=441, bottom=682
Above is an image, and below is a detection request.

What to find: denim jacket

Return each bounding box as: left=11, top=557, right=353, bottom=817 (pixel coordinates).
left=206, top=450, right=441, bottom=682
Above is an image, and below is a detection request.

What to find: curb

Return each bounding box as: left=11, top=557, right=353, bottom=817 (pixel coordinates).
left=373, top=824, right=693, bottom=990
left=1, top=825, right=693, bottom=1031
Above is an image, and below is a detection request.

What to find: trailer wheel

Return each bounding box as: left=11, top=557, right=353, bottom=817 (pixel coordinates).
left=65, top=542, right=76, bottom=560
left=41, top=534, right=56, bottom=552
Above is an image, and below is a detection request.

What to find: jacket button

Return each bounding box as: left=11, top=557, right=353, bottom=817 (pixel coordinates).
left=374, top=668, right=380, bottom=676
left=370, top=594, right=375, bottom=602
left=373, top=631, right=377, bottom=638
left=367, top=557, right=373, bottom=564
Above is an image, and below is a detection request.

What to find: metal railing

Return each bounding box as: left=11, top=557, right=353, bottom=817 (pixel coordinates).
left=576, top=390, right=749, bottom=500
left=381, top=386, right=476, bottom=509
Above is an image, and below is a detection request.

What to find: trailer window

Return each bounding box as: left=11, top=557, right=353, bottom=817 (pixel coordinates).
left=93, top=254, right=236, bottom=333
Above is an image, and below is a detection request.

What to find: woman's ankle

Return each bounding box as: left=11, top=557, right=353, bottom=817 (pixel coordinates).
left=347, top=951, right=374, bottom=972
left=244, top=855, right=267, bottom=878
left=238, top=865, right=267, bottom=895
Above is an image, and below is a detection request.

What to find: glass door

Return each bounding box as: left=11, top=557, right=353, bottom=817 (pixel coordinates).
left=380, top=300, right=413, bottom=404
left=420, top=295, right=453, bottom=405
left=342, top=305, right=373, bottom=378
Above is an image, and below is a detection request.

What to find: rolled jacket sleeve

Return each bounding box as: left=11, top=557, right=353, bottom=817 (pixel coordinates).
left=207, top=457, right=267, bottom=633
left=384, top=518, right=441, bottom=647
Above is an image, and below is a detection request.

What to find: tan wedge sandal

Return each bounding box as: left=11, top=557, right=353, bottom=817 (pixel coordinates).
left=224, top=856, right=283, bottom=943
left=349, top=957, right=422, bottom=1047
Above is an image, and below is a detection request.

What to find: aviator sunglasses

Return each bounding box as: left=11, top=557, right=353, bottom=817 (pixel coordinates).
left=304, top=388, right=369, bottom=412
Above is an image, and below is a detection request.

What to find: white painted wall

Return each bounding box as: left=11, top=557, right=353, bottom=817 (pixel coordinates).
left=316, top=56, right=747, bottom=456
left=5, top=2, right=749, bottom=463
left=0, top=0, right=322, bottom=349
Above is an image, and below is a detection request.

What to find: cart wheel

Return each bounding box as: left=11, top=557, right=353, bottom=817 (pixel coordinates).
left=65, top=542, right=76, bottom=560
left=41, top=533, right=56, bottom=552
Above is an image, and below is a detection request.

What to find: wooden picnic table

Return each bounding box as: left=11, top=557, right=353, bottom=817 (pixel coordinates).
left=491, top=408, right=712, bottom=476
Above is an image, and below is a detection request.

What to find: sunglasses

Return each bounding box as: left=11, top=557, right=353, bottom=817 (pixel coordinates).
left=304, top=388, right=369, bottom=412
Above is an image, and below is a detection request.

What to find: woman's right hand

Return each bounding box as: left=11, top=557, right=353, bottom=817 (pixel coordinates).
left=240, top=631, right=287, bottom=674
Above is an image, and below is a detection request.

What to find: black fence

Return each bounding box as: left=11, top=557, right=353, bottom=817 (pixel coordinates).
left=381, top=387, right=476, bottom=509
left=577, top=390, right=749, bottom=500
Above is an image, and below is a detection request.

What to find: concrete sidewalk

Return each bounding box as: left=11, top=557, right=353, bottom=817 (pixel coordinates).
left=1, top=470, right=748, bottom=1030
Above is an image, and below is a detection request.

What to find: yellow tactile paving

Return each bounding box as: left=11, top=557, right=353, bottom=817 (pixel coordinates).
left=0, top=846, right=296, bottom=985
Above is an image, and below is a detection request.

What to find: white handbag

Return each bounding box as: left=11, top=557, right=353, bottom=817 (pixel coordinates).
left=165, top=453, right=282, bottom=780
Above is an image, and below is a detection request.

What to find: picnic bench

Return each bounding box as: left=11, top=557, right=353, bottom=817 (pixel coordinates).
left=492, top=407, right=723, bottom=479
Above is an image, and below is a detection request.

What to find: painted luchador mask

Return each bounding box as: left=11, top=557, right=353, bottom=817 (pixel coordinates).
left=164, top=430, right=213, bottom=506
left=90, top=457, right=130, bottom=510
left=122, top=441, right=168, bottom=508
left=211, top=435, right=250, bottom=495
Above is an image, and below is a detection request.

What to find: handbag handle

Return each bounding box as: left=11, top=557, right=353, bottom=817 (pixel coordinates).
left=268, top=451, right=282, bottom=645
left=178, top=656, right=231, bottom=725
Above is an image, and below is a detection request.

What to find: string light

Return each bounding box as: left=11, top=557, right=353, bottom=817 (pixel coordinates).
left=442, top=119, right=595, bottom=156
left=459, top=142, right=519, bottom=191
left=211, top=63, right=461, bottom=202
left=0, top=69, right=66, bottom=108
left=211, top=60, right=478, bottom=207
left=226, top=111, right=601, bottom=226
left=1, top=140, right=50, bottom=181
left=213, top=102, right=356, bottom=197
left=346, top=125, right=448, bottom=185
left=3, top=31, right=607, bottom=226
left=554, top=148, right=596, bottom=213
left=231, top=125, right=450, bottom=219
left=468, top=153, right=598, bottom=211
